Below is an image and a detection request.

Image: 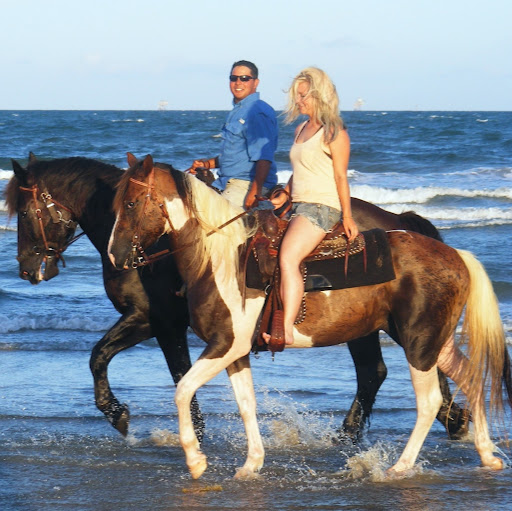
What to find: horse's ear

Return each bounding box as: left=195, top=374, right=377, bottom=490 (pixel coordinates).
left=126, top=152, right=138, bottom=168
left=142, top=154, right=154, bottom=176
left=11, top=159, right=28, bottom=185
left=28, top=152, right=37, bottom=164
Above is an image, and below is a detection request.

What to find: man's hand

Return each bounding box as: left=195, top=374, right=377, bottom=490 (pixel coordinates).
left=244, top=181, right=260, bottom=210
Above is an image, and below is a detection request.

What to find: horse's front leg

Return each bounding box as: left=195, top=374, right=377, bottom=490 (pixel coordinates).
left=90, top=311, right=152, bottom=436
left=153, top=323, right=205, bottom=444
left=226, top=355, right=264, bottom=478
left=175, top=344, right=253, bottom=479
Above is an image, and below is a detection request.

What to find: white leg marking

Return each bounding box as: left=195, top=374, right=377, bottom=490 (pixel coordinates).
left=388, top=364, right=442, bottom=474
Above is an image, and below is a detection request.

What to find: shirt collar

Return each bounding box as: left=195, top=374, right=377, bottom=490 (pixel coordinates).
left=232, top=91, right=260, bottom=108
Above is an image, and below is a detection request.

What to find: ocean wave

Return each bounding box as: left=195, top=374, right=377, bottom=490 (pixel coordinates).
left=110, top=118, right=145, bottom=123
left=0, top=169, right=13, bottom=180
left=0, top=337, right=98, bottom=352
left=0, top=313, right=116, bottom=334
left=450, top=166, right=512, bottom=178
left=2, top=324, right=511, bottom=351
left=366, top=202, right=512, bottom=225
left=351, top=184, right=512, bottom=204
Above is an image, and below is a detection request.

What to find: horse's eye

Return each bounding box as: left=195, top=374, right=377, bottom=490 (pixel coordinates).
left=20, top=211, right=28, bottom=219
left=126, top=201, right=135, bottom=209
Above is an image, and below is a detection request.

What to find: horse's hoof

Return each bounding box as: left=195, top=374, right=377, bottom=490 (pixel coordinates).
left=114, top=409, right=130, bottom=436
left=234, top=467, right=261, bottom=480
left=446, top=408, right=471, bottom=440
left=189, top=455, right=208, bottom=479
left=386, top=461, right=414, bottom=478
left=109, top=403, right=130, bottom=436
left=483, top=456, right=504, bottom=470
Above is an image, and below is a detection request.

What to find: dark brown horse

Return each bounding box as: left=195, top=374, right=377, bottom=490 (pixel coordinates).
left=107, top=154, right=511, bottom=478
left=6, top=153, right=467, bottom=442
left=6, top=154, right=203, bottom=439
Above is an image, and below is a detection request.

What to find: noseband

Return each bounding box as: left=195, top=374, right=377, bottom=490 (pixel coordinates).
left=19, top=184, right=85, bottom=267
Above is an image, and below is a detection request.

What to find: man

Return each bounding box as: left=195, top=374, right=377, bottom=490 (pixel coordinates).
left=189, top=60, right=278, bottom=210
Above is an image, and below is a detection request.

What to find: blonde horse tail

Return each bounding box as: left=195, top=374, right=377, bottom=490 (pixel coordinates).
left=456, top=249, right=510, bottom=421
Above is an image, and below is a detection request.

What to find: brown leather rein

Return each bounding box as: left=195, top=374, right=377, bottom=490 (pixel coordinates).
left=19, top=184, right=85, bottom=267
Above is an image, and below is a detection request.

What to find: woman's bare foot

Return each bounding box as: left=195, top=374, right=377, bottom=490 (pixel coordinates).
left=262, top=332, right=271, bottom=343
left=261, top=331, right=294, bottom=345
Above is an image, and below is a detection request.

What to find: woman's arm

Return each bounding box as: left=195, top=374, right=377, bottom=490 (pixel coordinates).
left=330, top=129, right=359, bottom=241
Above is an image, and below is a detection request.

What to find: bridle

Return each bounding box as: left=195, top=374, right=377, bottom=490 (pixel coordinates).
left=125, top=167, right=175, bottom=268
left=19, top=184, right=85, bottom=268
left=124, top=166, right=258, bottom=269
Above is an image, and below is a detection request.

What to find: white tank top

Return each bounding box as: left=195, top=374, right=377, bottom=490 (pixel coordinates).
left=289, top=123, right=342, bottom=211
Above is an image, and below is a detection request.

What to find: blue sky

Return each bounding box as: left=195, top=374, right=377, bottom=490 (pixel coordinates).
left=2, top=0, right=510, bottom=110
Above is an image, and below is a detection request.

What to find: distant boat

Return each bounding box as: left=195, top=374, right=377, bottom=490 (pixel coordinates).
left=353, top=98, right=364, bottom=111
left=157, top=100, right=168, bottom=111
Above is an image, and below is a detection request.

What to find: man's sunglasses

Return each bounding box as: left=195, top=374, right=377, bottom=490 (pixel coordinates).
left=229, top=75, right=255, bottom=82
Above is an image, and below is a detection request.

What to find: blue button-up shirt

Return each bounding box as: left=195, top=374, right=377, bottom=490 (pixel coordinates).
left=214, top=92, right=278, bottom=190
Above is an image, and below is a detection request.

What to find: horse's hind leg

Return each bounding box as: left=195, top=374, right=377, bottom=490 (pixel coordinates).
left=436, top=351, right=471, bottom=440
left=389, top=364, right=443, bottom=474
left=343, top=334, right=387, bottom=440
left=437, top=338, right=503, bottom=469
left=344, top=332, right=469, bottom=442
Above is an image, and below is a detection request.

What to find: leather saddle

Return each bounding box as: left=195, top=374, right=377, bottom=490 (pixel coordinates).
left=244, top=209, right=367, bottom=292
left=244, top=210, right=396, bottom=355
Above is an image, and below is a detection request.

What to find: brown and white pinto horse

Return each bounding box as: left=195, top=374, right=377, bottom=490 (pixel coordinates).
left=108, top=154, right=512, bottom=479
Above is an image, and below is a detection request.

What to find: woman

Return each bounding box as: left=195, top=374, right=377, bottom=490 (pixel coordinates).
left=264, top=67, right=359, bottom=346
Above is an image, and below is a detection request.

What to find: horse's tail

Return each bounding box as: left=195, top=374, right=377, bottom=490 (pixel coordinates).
left=456, top=249, right=511, bottom=420
left=398, top=211, right=444, bottom=241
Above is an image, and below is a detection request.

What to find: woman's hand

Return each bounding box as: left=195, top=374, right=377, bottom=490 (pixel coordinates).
left=269, top=190, right=289, bottom=209
left=343, top=216, right=359, bottom=242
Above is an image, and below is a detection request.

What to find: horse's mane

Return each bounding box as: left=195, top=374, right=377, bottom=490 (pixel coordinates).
left=182, top=172, right=257, bottom=283
left=5, top=157, right=123, bottom=219
left=5, top=173, right=21, bottom=218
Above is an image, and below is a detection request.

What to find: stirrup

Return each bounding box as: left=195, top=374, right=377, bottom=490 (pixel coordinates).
left=268, top=310, right=285, bottom=353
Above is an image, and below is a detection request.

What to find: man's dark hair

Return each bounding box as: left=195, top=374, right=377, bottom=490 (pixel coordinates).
left=231, top=60, right=258, bottom=79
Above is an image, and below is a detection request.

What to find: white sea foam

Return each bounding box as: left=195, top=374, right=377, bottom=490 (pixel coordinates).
left=367, top=203, right=512, bottom=226
left=110, top=118, right=145, bottom=123
left=273, top=173, right=512, bottom=226
left=0, top=223, right=16, bottom=232
left=0, top=169, right=13, bottom=180
left=351, top=184, right=512, bottom=204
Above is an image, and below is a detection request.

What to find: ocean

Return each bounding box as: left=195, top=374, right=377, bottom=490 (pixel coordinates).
left=1, top=110, right=511, bottom=510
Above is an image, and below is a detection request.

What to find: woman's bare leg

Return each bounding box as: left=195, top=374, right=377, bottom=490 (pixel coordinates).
left=276, top=215, right=326, bottom=345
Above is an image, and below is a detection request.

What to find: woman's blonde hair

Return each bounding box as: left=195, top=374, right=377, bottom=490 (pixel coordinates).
left=284, top=67, right=345, bottom=144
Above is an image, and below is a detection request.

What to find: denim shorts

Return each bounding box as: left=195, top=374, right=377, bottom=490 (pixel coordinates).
left=290, top=202, right=342, bottom=233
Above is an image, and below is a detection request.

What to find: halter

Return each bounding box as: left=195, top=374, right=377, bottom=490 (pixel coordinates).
left=19, top=184, right=85, bottom=268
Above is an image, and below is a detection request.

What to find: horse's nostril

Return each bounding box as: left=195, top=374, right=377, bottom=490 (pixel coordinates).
left=22, top=271, right=29, bottom=276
